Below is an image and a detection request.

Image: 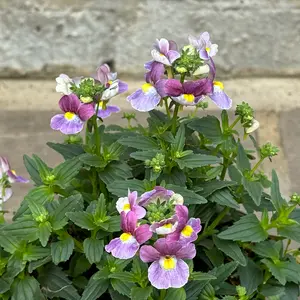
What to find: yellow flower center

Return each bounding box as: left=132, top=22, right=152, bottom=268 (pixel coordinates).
left=80, top=96, right=93, bottom=103
left=181, top=225, right=193, bottom=237
left=120, top=233, right=132, bottom=242
left=213, top=81, right=224, bottom=90
left=159, top=53, right=165, bottom=56
left=162, top=256, right=176, bottom=270
left=162, top=223, right=173, bottom=229
left=123, top=203, right=131, bottom=211
left=142, top=83, right=153, bottom=93
left=206, top=47, right=211, bottom=53
left=64, top=112, right=75, bottom=120
left=183, top=94, right=195, bottom=102
left=108, top=80, right=113, bottom=85
left=11, top=170, right=16, bottom=175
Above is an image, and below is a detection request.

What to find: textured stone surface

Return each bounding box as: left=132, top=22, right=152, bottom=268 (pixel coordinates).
left=0, top=0, right=300, bottom=77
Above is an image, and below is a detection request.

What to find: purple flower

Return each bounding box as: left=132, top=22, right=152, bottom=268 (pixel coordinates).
left=150, top=215, right=179, bottom=235
left=50, top=94, right=95, bottom=135
left=96, top=103, right=120, bottom=119
left=140, top=238, right=196, bottom=289
left=189, top=32, right=218, bottom=60
left=116, top=190, right=146, bottom=219
left=145, top=61, right=165, bottom=83
left=105, top=211, right=152, bottom=259
left=167, top=205, right=201, bottom=244
left=151, top=38, right=181, bottom=66
left=164, top=78, right=213, bottom=106
left=208, top=81, right=232, bottom=109
left=139, top=186, right=175, bottom=207
left=96, top=64, right=128, bottom=100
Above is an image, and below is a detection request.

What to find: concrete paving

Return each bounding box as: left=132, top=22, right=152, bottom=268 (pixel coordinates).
left=1, top=78, right=299, bottom=217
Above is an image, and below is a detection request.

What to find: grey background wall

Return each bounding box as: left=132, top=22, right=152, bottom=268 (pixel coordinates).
left=1, top=0, right=300, bottom=78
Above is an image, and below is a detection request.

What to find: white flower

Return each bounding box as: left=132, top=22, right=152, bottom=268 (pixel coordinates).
left=170, top=193, right=184, bottom=205
left=116, top=197, right=131, bottom=214
left=246, top=119, right=260, bottom=134
left=55, top=74, right=73, bottom=95
left=102, top=80, right=119, bottom=100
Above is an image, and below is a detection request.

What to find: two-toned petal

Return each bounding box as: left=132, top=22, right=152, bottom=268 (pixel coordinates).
left=50, top=114, right=84, bottom=135
left=0, top=186, right=13, bottom=202
left=97, top=105, right=120, bottom=119
left=105, top=235, right=139, bottom=259
left=209, top=81, right=232, bottom=109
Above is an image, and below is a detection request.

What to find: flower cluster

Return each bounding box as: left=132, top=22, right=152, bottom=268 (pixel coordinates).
left=0, top=157, right=28, bottom=204
left=127, top=33, right=232, bottom=111
left=51, top=64, right=128, bottom=135
left=105, top=187, right=201, bottom=289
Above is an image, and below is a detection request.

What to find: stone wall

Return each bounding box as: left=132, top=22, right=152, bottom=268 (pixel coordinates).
left=1, top=0, right=300, bottom=78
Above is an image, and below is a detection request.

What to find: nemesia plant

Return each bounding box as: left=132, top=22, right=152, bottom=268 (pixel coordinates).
left=1, top=32, right=300, bottom=300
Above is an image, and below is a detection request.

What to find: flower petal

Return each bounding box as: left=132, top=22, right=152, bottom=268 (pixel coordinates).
left=7, top=170, right=29, bottom=183
left=133, top=205, right=146, bottom=219
left=151, top=49, right=171, bottom=66
left=59, top=94, right=81, bottom=113
left=0, top=187, right=13, bottom=202
left=164, top=79, right=183, bottom=96
left=157, top=38, right=170, bottom=55
left=175, top=205, right=188, bottom=222
left=183, top=79, right=213, bottom=96
left=97, top=105, right=120, bottom=119
left=50, top=114, right=67, bottom=131
left=127, top=89, right=161, bottom=112
left=121, top=211, right=137, bottom=234
left=96, top=64, right=110, bottom=85
left=105, top=237, right=139, bottom=259
left=148, top=259, right=189, bottom=289
left=146, top=62, right=165, bottom=84
left=60, top=117, right=84, bottom=135
left=78, top=104, right=95, bottom=121
left=118, top=80, right=128, bottom=94
left=168, top=40, right=178, bottom=51
left=0, top=157, right=10, bottom=173
left=154, top=238, right=182, bottom=256
left=140, top=245, right=160, bottom=263
left=209, top=90, right=232, bottom=109
left=201, top=31, right=210, bottom=43
left=176, top=243, right=196, bottom=259
left=199, top=48, right=210, bottom=60
left=167, top=50, right=181, bottom=64
left=135, top=224, right=152, bottom=244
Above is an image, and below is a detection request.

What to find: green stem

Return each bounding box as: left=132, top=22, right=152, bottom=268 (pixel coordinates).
left=166, top=66, right=173, bottom=79
left=220, top=157, right=228, bottom=180
left=93, top=114, right=101, bottom=155
left=171, top=104, right=180, bottom=134
left=284, top=239, right=291, bottom=255
left=159, top=289, right=167, bottom=300
left=229, top=116, right=241, bottom=129
left=85, top=121, right=90, bottom=145
left=164, top=98, right=171, bottom=119
left=250, top=157, right=264, bottom=176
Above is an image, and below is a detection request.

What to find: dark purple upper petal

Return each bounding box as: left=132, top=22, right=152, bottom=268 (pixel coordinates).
left=154, top=238, right=182, bottom=256
left=121, top=211, right=137, bottom=234
left=183, top=79, right=213, bottom=97
left=164, top=79, right=184, bottom=96
left=140, top=245, right=160, bottom=263
left=145, top=62, right=165, bottom=84
left=96, top=64, right=110, bottom=85
left=176, top=243, right=196, bottom=259
left=168, top=40, right=178, bottom=51
left=155, top=79, right=167, bottom=98
left=135, top=224, right=153, bottom=244
left=175, top=205, right=189, bottom=222
left=78, top=103, right=95, bottom=121
left=59, top=94, right=81, bottom=113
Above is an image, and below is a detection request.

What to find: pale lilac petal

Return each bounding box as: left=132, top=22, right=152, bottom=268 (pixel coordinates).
left=118, top=80, right=128, bottom=94
left=78, top=104, right=95, bottom=121
left=167, top=50, right=180, bottom=64
left=128, top=191, right=138, bottom=206
left=210, top=90, right=232, bottom=109
left=132, top=205, right=146, bottom=219
left=59, top=94, right=81, bottom=113
left=105, top=237, right=139, bottom=259
left=164, top=79, right=183, bottom=96
left=50, top=114, right=66, bottom=131
left=188, top=35, right=200, bottom=48
left=97, top=64, right=110, bottom=85
left=144, top=60, right=154, bottom=70
left=158, top=38, right=170, bottom=55
left=169, top=40, right=178, bottom=51
left=148, top=259, right=189, bottom=289
left=97, top=105, right=120, bottom=119
left=155, top=79, right=167, bottom=97
left=140, top=245, right=160, bottom=263
left=188, top=218, right=202, bottom=234
left=199, top=48, right=210, bottom=60
left=209, top=44, right=218, bottom=57
left=127, top=89, right=161, bottom=112
left=135, top=224, right=152, bottom=244
left=154, top=238, right=182, bottom=256
left=60, top=117, right=84, bottom=135
left=7, top=170, right=29, bottom=183
left=0, top=157, right=10, bottom=173
left=175, top=205, right=188, bottom=222
left=0, top=187, right=13, bottom=202
left=176, top=243, right=196, bottom=259
left=201, top=32, right=210, bottom=43
left=139, top=187, right=174, bottom=207
left=151, top=49, right=171, bottom=66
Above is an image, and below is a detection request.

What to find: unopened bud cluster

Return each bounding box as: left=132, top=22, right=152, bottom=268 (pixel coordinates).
left=260, top=142, right=279, bottom=158
left=145, top=153, right=165, bottom=173
left=146, top=200, right=175, bottom=222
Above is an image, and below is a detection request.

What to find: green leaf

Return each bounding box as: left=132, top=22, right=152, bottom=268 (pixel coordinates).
left=130, top=150, right=158, bottom=161
left=1, top=217, right=38, bottom=239
left=0, top=276, right=13, bottom=294
left=51, top=236, right=74, bottom=265
left=32, top=154, right=52, bottom=181
left=52, top=157, right=82, bottom=186
left=262, top=259, right=286, bottom=285
left=251, top=240, right=281, bottom=260
left=243, top=177, right=263, bottom=206
left=107, top=141, right=125, bottom=160
left=79, top=153, right=106, bottom=168
left=184, top=280, right=210, bottom=300
left=66, top=211, right=97, bottom=230
left=209, top=189, right=239, bottom=210
left=176, top=153, right=221, bottom=169
left=190, top=272, right=217, bottom=281
left=198, top=180, right=237, bottom=198
left=271, top=169, right=287, bottom=212
left=83, top=238, right=104, bottom=264
left=278, top=224, right=300, bottom=243
left=107, top=179, right=146, bottom=197
left=290, top=208, right=300, bottom=223
left=213, top=236, right=247, bottom=266
left=6, top=254, right=26, bottom=277
left=165, top=287, right=186, bottom=300
left=218, top=214, right=268, bottom=242
left=160, top=168, right=186, bottom=186
left=166, top=184, right=207, bottom=204
left=282, top=283, right=300, bottom=300
left=28, top=256, right=51, bottom=273
left=119, top=136, right=159, bottom=150
left=106, top=215, right=121, bottom=232
left=81, top=278, right=109, bottom=300
left=37, top=221, right=52, bottom=246
left=0, top=234, right=22, bottom=254
left=23, top=154, right=42, bottom=185
left=11, top=276, right=42, bottom=300
left=228, top=165, right=242, bottom=184
left=23, top=245, right=50, bottom=262
left=109, top=272, right=135, bottom=282
left=188, top=116, right=223, bottom=144
left=236, top=143, right=251, bottom=171
left=39, top=265, right=80, bottom=300
left=47, top=142, right=84, bottom=160
left=260, top=284, right=285, bottom=297
left=99, top=161, right=132, bottom=185
left=131, top=286, right=153, bottom=300
left=111, top=279, right=134, bottom=298
left=209, top=261, right=239, bottom=287
left=173, top=124, right=186, bottom=152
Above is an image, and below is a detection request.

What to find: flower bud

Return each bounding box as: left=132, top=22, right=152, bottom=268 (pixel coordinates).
left=175, top=66, right=187, bottom=74
left=182, top=45, right=197, bottom=56
left=235, top=102, right=254, bottom=125
left=193, top=64, right=210, bottom=76
left=170, top=193, right=184, bottom=205
left=245, top=119, right=260, bottom=134
left=260, top=142, right=279, bottom=158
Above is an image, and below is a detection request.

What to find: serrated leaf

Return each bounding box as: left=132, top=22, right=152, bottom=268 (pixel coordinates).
left=131, top=286, right=152, bottom=300
left=184, top=280, right=210, bottom=300
left=198, top=180, right=237, bottom=198
left=278, top=224, right=300, bottom=243
left=218, top=214, right=268, bottom=242
left=66, top=211, right=96, bottom=230
left=27, top=197, right=48, bottom=218
left=79, top=153, right=106, bottom=168
left=111, top=279, right=134, bottom=298
left=236, top=143, right=251, bottom=171
left=242, top=177, right=263, bottom=206
left=282, top=283, right=300, bottom=300
left=52, top=157, right=82, bottom=186
left=109, top=272, right=135, bottom=282
left=188, top=116, right=223, bottom=144
left=209, top=189, right=239, bottom=209
left=176, top=153, right=221, bottom=169
left=173, top=124, right=186, bottom=152
left=47, top=142, right=84, bottom=160
left=106, top=215, right=121, bottom=232
left=23, top=245, right=50, bottom=262
left=6, top=254, right=26, bottom=278
left=165, top=287, right=186, bottom=300
left=262, top=259, right=286, bottom=285
left=1, top=217, right=38, bottom=239
left=209, top=261, right=239, bottom=287
left=81, top=277, right=109, bottom=300
left=271, top=169, right=287, bottom=212
left=119, top=136, right=159, bottom=150
left=32, top=154, right=52, bottom=181
left=99, top=161, right=132, bottom=185
left=228, top=165, right=242, bottom=184
left=11, top=276, right=42, bottom=300
left=51, top=236, right=74, bottom=265
left=28, top=256, right=51, bottom=273
left=0, top=276, right=13, bottom=294
left=39, top=265, right=80, bottom=300
left=260, top=284, right=286, bottom=297
left=191, top=272, right=217, bottom=281
left=166, top=184, right=207, bottom=204
left=0, top=234, right=22, bottom=253
left=213, top=236, right=246, bottom=266
left=83, top=238, right=104, bottom=264
left=130, top=150, right=158, bottom=161
left=23, top=154, right=43, bottom=185
left=251, top=240, right=281, bottom=260
left=107, top=179, right=146, bottom=197
left=37, top=221, right=52, bottom=247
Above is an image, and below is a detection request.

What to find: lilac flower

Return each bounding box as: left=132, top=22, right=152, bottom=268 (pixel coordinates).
left=105, top=211, right=152, bottom=259
left=96, top=102, right=120, bottom=119
left=96, top=64, right=128, bottom=100
left=55, top=74, right=73, bottom=95
left=150, top=215, right=179, bottom=235
left=189, top=32, right=218, bottom=60
left=50, top=94, right=95, bottom=135
left=167, top=205, right=201, bottom=244
left=139, top=186, right=176, bottom=207
left=145, top=61, right=165, bottom=83
left=164, top=78, right=213, bottom=106
left=116, top=190, right=146, bottom=219
left=151, top=38, right=181, bottom=66
left=140, top=238, right=196, bottom=289
left=209, top=81, right=232, bottom=109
